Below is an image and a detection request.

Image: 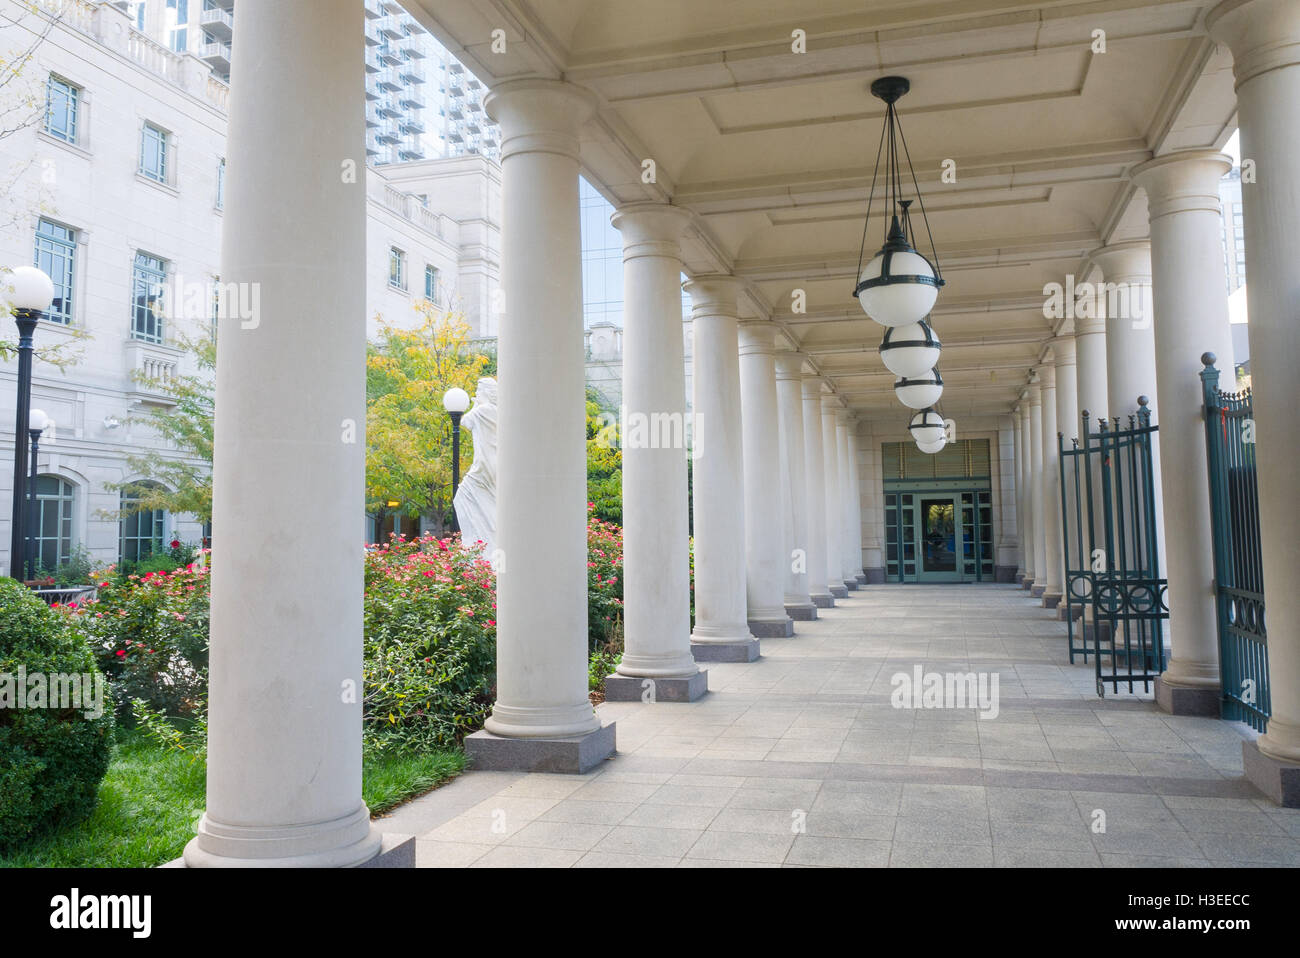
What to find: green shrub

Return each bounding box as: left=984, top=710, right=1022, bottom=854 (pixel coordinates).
left=362, top=535, right=497, bottom=753
left=70, top=565, right=210, bottom=721
left=0, top=579, right=115, bottom=849
left=587, top=507, right=624, bottom=653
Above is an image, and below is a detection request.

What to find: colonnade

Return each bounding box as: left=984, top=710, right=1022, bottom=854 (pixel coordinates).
left=188, top=0, right=1300, bottom=867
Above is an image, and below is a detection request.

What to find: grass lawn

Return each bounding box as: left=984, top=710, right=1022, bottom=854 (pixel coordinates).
left=0, top=731, right=465, bottom=868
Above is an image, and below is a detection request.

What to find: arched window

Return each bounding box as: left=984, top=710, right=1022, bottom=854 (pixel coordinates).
left=120, top=482, right=166, bottom=563
left=33, top=476, right=75, bottom=571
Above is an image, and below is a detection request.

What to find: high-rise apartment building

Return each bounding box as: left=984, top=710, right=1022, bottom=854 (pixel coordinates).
left=123, top=0, right=498, bottom=165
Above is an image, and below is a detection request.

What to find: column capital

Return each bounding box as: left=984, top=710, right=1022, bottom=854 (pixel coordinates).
left=801, top=373, right=828, bottom=399
left=611, top=202, right=695, bottom=259
left=774, top=349, right=807, bottom=379
left=1051, top=334, right=1077, bottom=365
left=820, top=392, right=842, bottom=413
left=1207, top=0, right=1300, bottom=85
left=683, top=273, right=741, bottom=318
left=484, top=78, right=597, bottom=162
left=1130, top=150, right=1233, bottom=220
left=1089, top=240, right=1152, bottom=282
left=737, top=320, right=776, bottom=355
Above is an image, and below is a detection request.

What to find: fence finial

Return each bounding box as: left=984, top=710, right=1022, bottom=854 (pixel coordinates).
left=1201, top=352, right=1217, bottom=368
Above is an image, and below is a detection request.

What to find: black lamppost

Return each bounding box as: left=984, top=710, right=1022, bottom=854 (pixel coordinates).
left=26, top=408, right=47, bottom=581
left=7, top=266, right=54, bottom=581
left=442, top=387, right=470, bottom=533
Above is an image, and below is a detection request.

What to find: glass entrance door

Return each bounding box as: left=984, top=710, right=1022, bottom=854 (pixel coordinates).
left=917, top=496, right=959, bottom=581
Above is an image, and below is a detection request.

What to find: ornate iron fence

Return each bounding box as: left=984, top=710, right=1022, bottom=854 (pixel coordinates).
left=1201, top=354, right=1269, bottom=732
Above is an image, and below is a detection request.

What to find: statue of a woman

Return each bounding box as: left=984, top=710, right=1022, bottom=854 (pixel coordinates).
left=453, top=377, right=498, bottom=557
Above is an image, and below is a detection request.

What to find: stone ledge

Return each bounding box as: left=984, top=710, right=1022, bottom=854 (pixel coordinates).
left=785, top=602, right=818, bottom=621
left=1154, top=676, right=1221, bottom=718
left=464, top=723, right=616, bottom=774
left=748, top=617, right=794, bottom=637
left=1242, top=739, right=1300, bottom=808
left=358, top=833, right=417, bottom=868
left=604, top=671, right=709, bottom=702
left=691, top=638, right=761, bottom=662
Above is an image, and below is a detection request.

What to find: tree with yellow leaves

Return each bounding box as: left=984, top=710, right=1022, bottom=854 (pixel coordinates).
left=366, top=302, right=495, bottom=534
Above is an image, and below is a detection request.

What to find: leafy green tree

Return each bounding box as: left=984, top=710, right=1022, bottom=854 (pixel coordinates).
left=586, top=388, right=622, bottom=524
left=366, top=303, right=492, bottom=530
left=106, top=331, right=215, bottom=525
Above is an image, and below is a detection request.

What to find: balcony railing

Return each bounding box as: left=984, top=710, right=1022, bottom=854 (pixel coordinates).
left=200, top=6, right=233, bottom=37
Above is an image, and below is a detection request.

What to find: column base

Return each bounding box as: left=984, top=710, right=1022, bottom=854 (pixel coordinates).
left=1015, top=573, right=1025, bottom=584
left=464, top=722, right=616, bottom=774
left=1057, top=604, right=1083, bottom=622
left=1020, top=578, right=1034, bottom=591
left=785, top=602, right=818, bottom=621
left=748, top=617, right=794, bottom=637
left=994, top=565, right=1018, bottom=584
left=811, top=593, right=835, bottom=608
left=854, top=573, right=867, bottom=585
left=1041, top=592, right=1062, bottom=609
left=863, top=568, right=886, bottom=584
left=1083, top=618, right=1112, bottom=645
left=1243, top=739, right=1300, bottom=808
left=843, top=579, right=860, bottom=591
left=168, top=832, right=414, bottom=869
left=829, top=584, right=849, bottom=599
left=183, top=805, right=383, bottom=868
left=691, top=638, right=761, bottom=663
left=1154, top=676, right=1221, bottom=718
left=1030, top=584, right=1046, bottom=598
left=604, top=671, right=708, bottom=702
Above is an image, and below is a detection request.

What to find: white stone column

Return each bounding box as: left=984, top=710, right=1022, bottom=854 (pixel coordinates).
left=857, top=421, right=885, bottom=582
left=775, top=350, right=818, bottom=620
left=1012, top=406, right=1025, bottom=581
left=1028, top=380, right=1046, bottom=594
left=1131, top=149, right=1237, bottom=717
left=836, top=411, right=861, bottom=587
left=1075, top=311, right=1109, bottom=429
left=739, top=322, right=795, bottom=637
left=996, top=415, right=1019, bottom=582
left=801, top=375, right=835, bottom=607
left=468, top=79, right=612, bottom=767
left=1039, top=360, right=1063, bottom=606
left=1053, top=336, right=1079, bottom=616
left=821, top=393, right=850, bottom=598
left=1210, top=0, right=1300, bottom=785
left=187, top=0, right=382, bottom=867
left=606, top=204, right=705, bottom=697
left=686, top=276, right=759, bottom=661
left=1093, top=241, right=1168, bottom=591
left=846, top=425, right=867, bottom=584
left=1019, top=398, right=1035, bottom=586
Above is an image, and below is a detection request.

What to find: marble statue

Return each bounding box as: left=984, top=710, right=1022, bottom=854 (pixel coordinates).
left=453, top=377, right=498, bottom=558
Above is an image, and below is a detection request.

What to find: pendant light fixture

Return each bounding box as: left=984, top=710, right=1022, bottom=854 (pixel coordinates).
left=879, top=320, right=942, bottom=379
left=895, top=369, right=944, bottom=409
left=853, top=76, right=944, bottom=328
left=908, top=408, right=946, bottom=446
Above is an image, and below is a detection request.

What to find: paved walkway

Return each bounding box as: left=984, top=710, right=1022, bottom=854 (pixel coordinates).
left=374, top=583, right=1300, bottom=867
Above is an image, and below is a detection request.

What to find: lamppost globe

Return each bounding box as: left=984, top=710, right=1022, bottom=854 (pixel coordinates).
left=442, top=387, right=470, bottom=414
left=29, top=408, right=48, bottom=432
left=856, top=247, right=939, bottom=327
left=7, top=266, right=55, bottom=313
left=907, top=407, right=946, bottom=446
left=894, top=371, right=944, bottom=409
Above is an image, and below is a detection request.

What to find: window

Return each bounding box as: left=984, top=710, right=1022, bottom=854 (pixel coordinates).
left=132, top=252, right=167, bottom=343
left=389, top=247, right=406, bottom=290
left=140, top=123, right=168, bottom=184
left=215, top=157, right=225, bottom=209
left=33, top=476, right=75, bottom=572
left=44, top=75, right=79, bottom=144
left=166, top=0, right=189, bottom=51
left=424, top=264, right=438, bottom=302
left=34, top=219, right=75, bottom=325
left=119, top=484, right=166, bottom=564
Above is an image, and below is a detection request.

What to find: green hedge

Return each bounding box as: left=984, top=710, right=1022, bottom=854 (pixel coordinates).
left=0, top=579, right=115, bottom=849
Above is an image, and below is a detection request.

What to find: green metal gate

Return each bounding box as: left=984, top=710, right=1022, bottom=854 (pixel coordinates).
left=1059, top=403, right=1169, bottom=696
left=1201, top=355, right=1269, bottom=732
